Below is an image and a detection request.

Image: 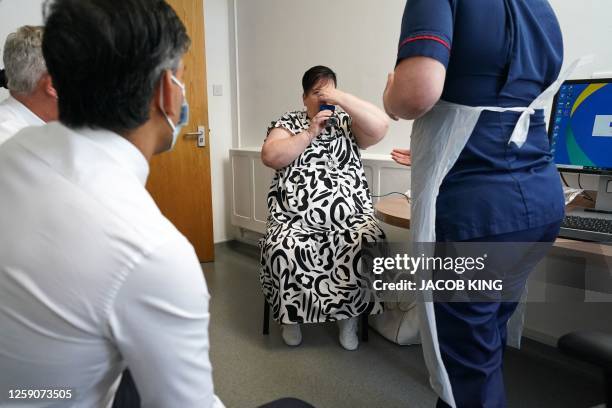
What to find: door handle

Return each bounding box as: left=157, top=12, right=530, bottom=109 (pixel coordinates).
left=184, top=125, right=207, bottom=147
left=184, top=128, right=204, bottom=137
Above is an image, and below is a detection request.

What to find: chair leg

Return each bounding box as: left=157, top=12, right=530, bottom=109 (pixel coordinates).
left=361, top=313, right=368, bottom=342
left=605, top=370, right=612, bottom=408
left=263, top=299, right=270, bottom=335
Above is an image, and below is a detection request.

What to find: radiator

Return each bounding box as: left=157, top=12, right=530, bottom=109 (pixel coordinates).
left=230, top=147, right=410, bottom=234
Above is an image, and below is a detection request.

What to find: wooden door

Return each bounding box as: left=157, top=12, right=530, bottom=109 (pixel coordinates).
left=146, top=0, right=215, bottom=262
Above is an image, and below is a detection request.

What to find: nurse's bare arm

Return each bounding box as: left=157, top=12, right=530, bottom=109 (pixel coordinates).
left=319, top=88, right=389, bottom=149
left=261, top=110, right=332, bottom=170
left=383, top=56, right=446, bottom=120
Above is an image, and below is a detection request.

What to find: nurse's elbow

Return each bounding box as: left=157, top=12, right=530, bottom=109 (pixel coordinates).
left=397, top=95, right=437, bottom=120
left=405, top=107, right=430, bottom=120
left=392, top=56, right=445, bottom=119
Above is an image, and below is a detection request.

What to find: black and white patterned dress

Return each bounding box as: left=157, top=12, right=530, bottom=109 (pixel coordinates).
left=259, top=110, right=385, bottom=324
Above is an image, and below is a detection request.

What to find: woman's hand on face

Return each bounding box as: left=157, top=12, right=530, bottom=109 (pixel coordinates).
left=391, top=148, right=411, bottom=166
left=383, top=73, right=399, bottom=121
left=317, top=86, right=345, bottom=107
left=307, top=109, right=333, bottom=139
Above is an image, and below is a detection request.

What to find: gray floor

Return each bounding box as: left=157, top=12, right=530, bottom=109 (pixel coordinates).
left=203, top=242, right=603, bottom=408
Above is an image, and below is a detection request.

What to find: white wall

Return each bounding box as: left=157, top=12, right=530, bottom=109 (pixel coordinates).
left=0, top=0, right=45, bottom=100
left=549, top=0, right=612, bottom=77
left=232, top=0, right=612, bottom=163
left=205, top=0, right=238, bottom=243
left=234, top=0, right=412, bottom=154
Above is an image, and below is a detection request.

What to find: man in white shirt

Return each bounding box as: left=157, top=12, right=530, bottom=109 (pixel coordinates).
left=0, top=1, right=222, bottom=407
left=0, top=25, right=58, bottom=144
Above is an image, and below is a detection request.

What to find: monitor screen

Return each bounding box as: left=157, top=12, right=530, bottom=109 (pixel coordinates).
left=550, top=79, right=612, bottom=174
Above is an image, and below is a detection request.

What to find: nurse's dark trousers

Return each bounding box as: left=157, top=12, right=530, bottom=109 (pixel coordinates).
left=435, top=221, right=561, bottom=408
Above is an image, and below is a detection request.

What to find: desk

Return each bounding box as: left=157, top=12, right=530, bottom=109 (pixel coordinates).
left=374, top=193, right=612, bottom=256
left=374, top=196, right=410, bottom=229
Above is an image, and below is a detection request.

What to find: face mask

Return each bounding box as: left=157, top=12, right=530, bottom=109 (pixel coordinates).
left=159, top=74, right=189, bottom=151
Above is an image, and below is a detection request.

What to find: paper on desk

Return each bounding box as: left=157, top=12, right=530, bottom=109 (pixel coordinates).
left=563, top=186, right=583, bottom=205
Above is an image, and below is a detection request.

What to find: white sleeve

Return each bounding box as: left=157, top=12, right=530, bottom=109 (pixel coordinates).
left=107, top=235, right=224, bottom=408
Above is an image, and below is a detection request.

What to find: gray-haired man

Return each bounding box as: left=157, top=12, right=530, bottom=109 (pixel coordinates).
left=0, top=25, right=58, bottom=144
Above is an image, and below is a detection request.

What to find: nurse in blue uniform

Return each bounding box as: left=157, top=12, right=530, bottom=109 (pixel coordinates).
left=383, top=1, right=565, bottom=407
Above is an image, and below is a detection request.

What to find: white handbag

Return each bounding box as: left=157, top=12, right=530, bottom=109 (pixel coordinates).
left=369, top=301, right=421, bottom=345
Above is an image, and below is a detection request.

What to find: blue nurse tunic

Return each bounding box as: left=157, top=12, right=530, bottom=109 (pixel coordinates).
left=397, top=0, right=565, bottom=242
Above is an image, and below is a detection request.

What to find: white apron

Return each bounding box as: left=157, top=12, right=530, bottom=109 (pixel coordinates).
left=410, top=57, right=589, bottom=407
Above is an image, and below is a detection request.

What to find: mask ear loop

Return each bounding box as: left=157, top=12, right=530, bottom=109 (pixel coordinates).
left=159, top=74, right=177, bottom=133
left=171, top=75, right=186, bottom=94
left=170, top=75, right=188, bottom=126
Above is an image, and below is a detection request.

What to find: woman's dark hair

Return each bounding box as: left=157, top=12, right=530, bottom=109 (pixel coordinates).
left=302, top=65, right=337, bottom=94
left=42, top=0, right=190, bottom=133
left=0, top=69, right=7, bottom=89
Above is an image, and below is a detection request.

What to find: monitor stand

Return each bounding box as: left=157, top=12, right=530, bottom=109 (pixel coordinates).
left=585, top=175, right=612, bottom=214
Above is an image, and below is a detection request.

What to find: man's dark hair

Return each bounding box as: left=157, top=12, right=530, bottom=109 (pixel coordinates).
left=42, top=0, right=191, bottom=133
left=302, top=65, right=337, bottom=95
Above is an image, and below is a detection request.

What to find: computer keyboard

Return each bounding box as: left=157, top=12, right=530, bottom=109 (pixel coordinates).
left=560, top=215, right=612, bottom=242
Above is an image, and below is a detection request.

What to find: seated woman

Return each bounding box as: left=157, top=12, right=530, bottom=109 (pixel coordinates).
left=259, top=66, right=389, bottom=350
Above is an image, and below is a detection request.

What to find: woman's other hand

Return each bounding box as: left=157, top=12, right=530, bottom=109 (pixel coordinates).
left=391, top=148, right=411, bottom=166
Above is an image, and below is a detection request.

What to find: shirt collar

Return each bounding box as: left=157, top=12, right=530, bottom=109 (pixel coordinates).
left=4, top=96, right=45, bottom=126
left=76, top=127, right=150, bottom=185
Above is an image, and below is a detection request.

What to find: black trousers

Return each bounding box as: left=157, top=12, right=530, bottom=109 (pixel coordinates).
left=112, top=370, right=315, bottom=408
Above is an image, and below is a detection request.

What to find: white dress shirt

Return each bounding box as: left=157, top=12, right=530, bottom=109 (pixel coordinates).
left=0, top=123, right=223, bottom=408
left=0, top=95, right=44, bottom=145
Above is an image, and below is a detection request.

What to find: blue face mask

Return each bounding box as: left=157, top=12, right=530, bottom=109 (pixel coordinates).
left=160, top=74, right=189, bottom=151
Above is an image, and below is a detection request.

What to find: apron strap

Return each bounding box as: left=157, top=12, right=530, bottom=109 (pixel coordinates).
left=507, top=56, right=594, bottom=147
left=479, top=56, right=594, bottom=148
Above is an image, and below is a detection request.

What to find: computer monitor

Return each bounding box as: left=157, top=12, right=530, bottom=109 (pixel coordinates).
left=549, top=78, right=612, bottom=213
